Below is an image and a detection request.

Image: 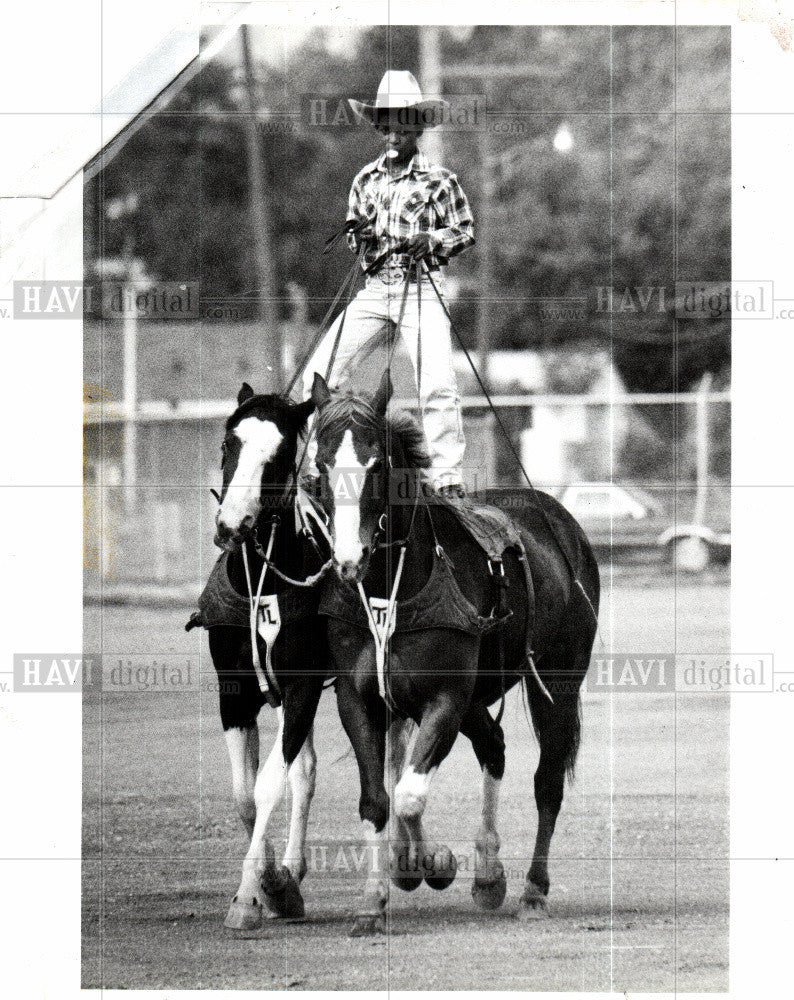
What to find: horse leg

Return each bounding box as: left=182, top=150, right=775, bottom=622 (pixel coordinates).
left=224, top=724, right=259, bottom=840
left=518, top=684, right=582, bottom=920
left=261, top=678, right=325, bottom=919
left=224, top=707, right=287, bottom=930
left=282, top=725, right=316, bottom=881
left=386, top=717, right=423, bottom=891
left=394, top=690, right=468, bottom=891
left=211, top=627, right=261, bottom=841
left=336, top=679, right=390, bottom=936
left=245, top=730, right=315, bottom=921
left=460, top=702, right=508, bottom=910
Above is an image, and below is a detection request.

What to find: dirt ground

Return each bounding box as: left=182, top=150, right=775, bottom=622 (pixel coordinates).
left=82, top=575, right=729, bottom=991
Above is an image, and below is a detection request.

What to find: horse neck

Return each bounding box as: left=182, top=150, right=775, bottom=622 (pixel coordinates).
left=225, top=489, right=304, bottom=595
left=366, top=466, right=434, bottom=597
left=403, top=499, right=436, bottom=589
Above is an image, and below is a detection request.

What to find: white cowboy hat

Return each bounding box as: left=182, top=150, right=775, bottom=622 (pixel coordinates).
left=348, top=70, right=448, bottom=128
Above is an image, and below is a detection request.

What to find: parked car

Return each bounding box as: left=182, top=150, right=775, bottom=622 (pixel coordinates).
left=557, top=483, right=730, bottom=572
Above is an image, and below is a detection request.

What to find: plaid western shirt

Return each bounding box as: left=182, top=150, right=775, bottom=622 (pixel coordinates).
left=346, top=151, right=475, bottom=270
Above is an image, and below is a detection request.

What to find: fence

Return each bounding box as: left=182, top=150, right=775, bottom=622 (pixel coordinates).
left=83, top=389, right=730, bottom=591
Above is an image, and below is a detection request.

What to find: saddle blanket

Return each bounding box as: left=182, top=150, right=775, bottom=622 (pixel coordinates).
left=186, top=551, right=318, bottom=631
left=319, top=546, right=494, bottom=637
left=434, top=493, right=525, bottom=562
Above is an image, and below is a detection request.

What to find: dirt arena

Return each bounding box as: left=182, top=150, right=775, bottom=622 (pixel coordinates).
left=82, top=574, right=728, bottom=991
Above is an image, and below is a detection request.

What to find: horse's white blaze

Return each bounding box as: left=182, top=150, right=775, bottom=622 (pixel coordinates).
left=329, top=429, right=367, bottom=567
left=218, top=417, right=283, bottom=533
left=394, top=765, right=437, bottom=820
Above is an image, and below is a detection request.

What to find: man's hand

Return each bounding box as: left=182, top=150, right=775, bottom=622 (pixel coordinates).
left=406, top=231, right=434, bottom=260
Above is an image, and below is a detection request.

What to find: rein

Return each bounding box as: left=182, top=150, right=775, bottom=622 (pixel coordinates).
left=250, top=515, right=332, bottom=589
left=284, top=253, right=362, bottom=398
left=420, top=262, right=601, bottom=638
left=242, top=522, right=280, bottom=701
left=212, top=471, right=333, bottom=590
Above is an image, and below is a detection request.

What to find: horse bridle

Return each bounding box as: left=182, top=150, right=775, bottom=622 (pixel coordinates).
left=365, top=448, right=440, bottom=557
left=212, top=467, right=333, bottom=589
left=251, top=470, right=333, bottom=589
left=368, top=489, right=425, bottom=555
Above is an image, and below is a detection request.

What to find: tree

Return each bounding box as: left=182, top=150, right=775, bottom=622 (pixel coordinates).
left=85, top=24, right=730, bottom=392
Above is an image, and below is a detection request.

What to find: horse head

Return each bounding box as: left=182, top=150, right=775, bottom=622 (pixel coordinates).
left=214, top=381, right=319, bottom=550
left=312, top=370, right=430, bottom=583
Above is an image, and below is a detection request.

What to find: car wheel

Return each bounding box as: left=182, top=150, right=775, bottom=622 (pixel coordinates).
left=671, top=535, right=710, bottom=574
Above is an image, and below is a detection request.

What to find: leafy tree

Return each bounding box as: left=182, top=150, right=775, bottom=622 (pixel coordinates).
left=85, top=24, right=730, bottom=391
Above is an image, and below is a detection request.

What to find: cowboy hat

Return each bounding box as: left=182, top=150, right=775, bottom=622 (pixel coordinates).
left=348, top=70, right=448, bottom=128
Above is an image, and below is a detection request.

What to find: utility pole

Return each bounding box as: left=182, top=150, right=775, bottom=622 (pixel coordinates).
left=444, top=64, right=545, bottom=393
left=477, top=119, right=494, bottom=390
left=122, top=256, right=145, bottom=516
left=419, top=27, right=443, bottom=163
left=240, top=24, right=282, bottom=390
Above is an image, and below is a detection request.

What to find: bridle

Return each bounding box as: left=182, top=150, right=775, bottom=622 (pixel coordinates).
left=350, top=453, right=439, bottom=714
left=248, top=505, right=333, bottom=590
left=214, top=461, right=333, bottom=589
left=367, top=489, right=425, bottom=555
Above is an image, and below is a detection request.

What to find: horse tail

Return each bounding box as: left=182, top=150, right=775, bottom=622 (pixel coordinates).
left=514, top=492, right=598, bottom=785
left=521, top=674, right=582, bottom=782
left=520, top=536, right=594, bottom=783
left=562, top=692, right=583, bottom=781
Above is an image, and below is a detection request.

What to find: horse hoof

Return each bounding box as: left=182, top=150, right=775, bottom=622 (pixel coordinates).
left=516, top=882, right=549, bottom=920
left=424, top=845, right=457, bottom=891
left=224, top=894, right=263, bottom=930
left=391, top=871, right=423, bottom=892
left=390, top=852, right=423, bottom=892
left=261, top=865, right=306, bottom=919
left=472, top=861, right=507, bottom=910
left=350, top=913, right=387, bottom=937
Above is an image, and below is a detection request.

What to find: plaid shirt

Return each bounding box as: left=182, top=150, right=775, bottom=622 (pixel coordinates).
left=346, top=151, right=475, bottom=270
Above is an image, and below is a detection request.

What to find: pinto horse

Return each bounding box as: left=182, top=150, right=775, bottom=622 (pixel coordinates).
left=312, top=372, right=600, bottom=934
left=195, top=381, right=331, bottom=928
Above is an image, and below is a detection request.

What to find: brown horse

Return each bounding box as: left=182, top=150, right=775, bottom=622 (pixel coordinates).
left=311, top=372, right=600, bottom=934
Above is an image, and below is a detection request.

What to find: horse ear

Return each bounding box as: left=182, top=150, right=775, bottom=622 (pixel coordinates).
left=237, top=382, right=255, bottom=406
left=293, top=396, right=315, bottom=426
left=293, top=373, right=330, bottom=427
left=372, top=370, right=393, bottom=416
left=310, top=372, right=332, bottom=409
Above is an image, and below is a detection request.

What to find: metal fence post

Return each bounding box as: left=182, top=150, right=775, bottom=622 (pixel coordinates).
left=693, top=372, right=713, bottom=526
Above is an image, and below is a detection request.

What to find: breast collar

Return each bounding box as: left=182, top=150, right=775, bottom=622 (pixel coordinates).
left=318, top=545, right=489, bottom=638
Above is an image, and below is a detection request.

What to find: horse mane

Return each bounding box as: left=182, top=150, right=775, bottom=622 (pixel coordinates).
left=388, top=411, right=431, bottom=469
left=225, top=393, right=309, bottom=434
left=316, top=389, right=431, bottom=470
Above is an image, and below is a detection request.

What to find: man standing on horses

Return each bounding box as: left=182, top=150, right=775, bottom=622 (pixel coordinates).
left=303, top=70, right=475, bottom=498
